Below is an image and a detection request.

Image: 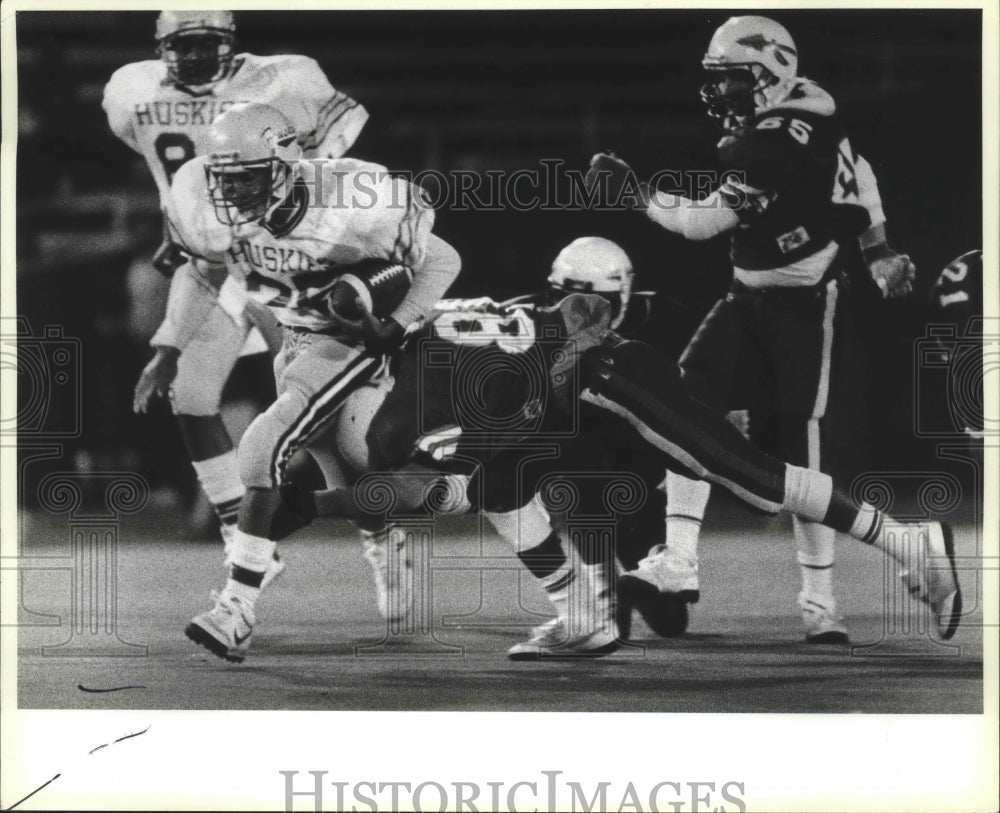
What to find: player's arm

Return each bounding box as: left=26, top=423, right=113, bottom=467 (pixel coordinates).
left=102, top=66, right=141, bottom=153
left=585, top=147, right=757, bottom=242
left=289, top=57, right=370, bottom=159
left=643, top=186, right=741, bottom=241
left=135, top=157, right=233, bottom=412
left=134, top=258, right=227, bottom=413
left=854, top=154, right=915, bottom=299
left=325, top=175, right=460, bottom=349
left=369, top=178, right=462, bottom=336
left=389, top=233, right=462, bottom=329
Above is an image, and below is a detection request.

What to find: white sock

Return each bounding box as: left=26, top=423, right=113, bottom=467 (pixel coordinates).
left=223, top=530, right=277, bottom=610
left=191, top=451, right=245, bottom=528
left=864, top=518, right=926, bottom=571
left=665, top=472, right=710, bottom=562
left=542, top=562, right=574, bottom=622
left=485, top=493, right=553, bottom=551
left=224, top=577, right=261, bottom=608
left=794, top=519, right=836, bottom=598
left=579, top=561, right=614, bottom=634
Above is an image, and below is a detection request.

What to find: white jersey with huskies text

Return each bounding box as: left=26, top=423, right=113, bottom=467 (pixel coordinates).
left=169, top=156, right=436, bottom=332
left=103, top=52, right=367, bottom=205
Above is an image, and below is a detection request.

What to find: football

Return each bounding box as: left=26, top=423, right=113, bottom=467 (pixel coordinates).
left=328, top=259, right=414, bottom=320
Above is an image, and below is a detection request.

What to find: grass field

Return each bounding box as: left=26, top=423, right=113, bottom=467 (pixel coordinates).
left=15, top=509, right=983, bottom=715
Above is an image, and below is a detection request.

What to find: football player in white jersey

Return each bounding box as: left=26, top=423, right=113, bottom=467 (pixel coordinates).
left=164, top=103, right=460, bottom=661
left=103, top=10, right=368, bottom=566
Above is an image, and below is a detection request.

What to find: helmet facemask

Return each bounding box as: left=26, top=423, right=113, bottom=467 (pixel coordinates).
left=206, top=157, right=290, bottom=227
left=158, top=30, right=235, bottom=87
left=546, top=280, right=626, bottom=327
left=701, top=65, right=779, bottom=129
left=548, top=236, right=635, bottom=329
left=701, top=16, right=799, bottom=128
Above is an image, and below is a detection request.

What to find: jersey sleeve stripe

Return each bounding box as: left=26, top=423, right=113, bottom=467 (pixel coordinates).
left=390, top=183, right=428, bottom=265
left=300, top=95, right=357, bottom=149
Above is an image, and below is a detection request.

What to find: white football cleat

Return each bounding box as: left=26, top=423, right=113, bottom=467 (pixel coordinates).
left=361, top=526, right=412, bottom=622
left=509, top=563, right=620, bottom=659
left=507, top=618, right=565, bottom=657
left=507, top=617, right=619, bottom=660
left=900, top=522, right=962, bottom=640
left=617, top=545, right=697, bottom=638
left=622, top=544, right=700, bottom=600
left=185, top=590, right=255, bottom=663
left=260, top=554, right=285, bottom=590
left=798, top=592, right=849, bottom=645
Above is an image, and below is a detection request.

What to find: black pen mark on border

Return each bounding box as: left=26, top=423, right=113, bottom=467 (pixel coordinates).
left=5, top=773, right=61, bottom=811
left=88, top=725, right=151, bottom=755
left=78, top=684, right=147, bottom=693
left=5, top=727, right=151, bottom=810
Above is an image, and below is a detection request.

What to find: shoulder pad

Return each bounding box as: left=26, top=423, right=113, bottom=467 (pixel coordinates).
left=103, top=61, right=163, bottom=130
left=301, top=158, right=393, bottom=209
left=767, top=78, right=837, bottom=118
left=168, top=157, right=231, bottom=261
left=104, top=61, right=163, bottom=102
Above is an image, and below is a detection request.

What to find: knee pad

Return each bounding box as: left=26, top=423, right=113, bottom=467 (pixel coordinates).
left=783, top=464, right=833, bottom=524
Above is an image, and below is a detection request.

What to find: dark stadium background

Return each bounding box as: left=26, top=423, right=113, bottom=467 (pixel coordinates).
left=14, top=9, right=983, bottom=523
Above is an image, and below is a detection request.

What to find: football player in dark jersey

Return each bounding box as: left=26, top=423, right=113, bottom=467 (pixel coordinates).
left=585, top=16, right=916, bottom=644
left=927, top=250, right=986, bottom=437
left=293, top=288, right=961, bottom=660
left=542, top=238, right=697, bottom=638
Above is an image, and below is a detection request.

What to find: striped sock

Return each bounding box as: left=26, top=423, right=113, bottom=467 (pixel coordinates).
left=191, top=451, right=245, bottom=528
left=849, top=502, right=885, bottom=544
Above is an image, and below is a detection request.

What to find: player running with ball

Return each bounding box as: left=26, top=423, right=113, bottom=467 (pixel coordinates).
left=161, top=103, right=460, bottom=661
left=104, top=10, right=368, bottom=575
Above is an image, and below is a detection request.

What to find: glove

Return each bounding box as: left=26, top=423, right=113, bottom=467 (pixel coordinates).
left=866, top=247, right=916, bottom=299
left=133, top=346, right=180, bottom=413
left=859, top=222, right=915, bottom=300
left=327, top=298, right=406, bottom=354
left=584, top=152, right=650, bottom=208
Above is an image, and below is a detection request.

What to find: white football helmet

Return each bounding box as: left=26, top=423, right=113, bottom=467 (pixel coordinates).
left=156, top=10, right=236, bottom=87
left=548, top=237, right=634, bottom=329
left=700, top=16, right=798, bottom=126
left=205, top=103, right=302, bottom=226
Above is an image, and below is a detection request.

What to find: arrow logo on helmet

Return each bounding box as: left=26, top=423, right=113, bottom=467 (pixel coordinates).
left=736, top=34, right=797, bottom=65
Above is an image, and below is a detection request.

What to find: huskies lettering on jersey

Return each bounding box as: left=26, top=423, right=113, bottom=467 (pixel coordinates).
left=134, top=99, right=243, bottom=128
left=228, top=239, right=320, bottom=274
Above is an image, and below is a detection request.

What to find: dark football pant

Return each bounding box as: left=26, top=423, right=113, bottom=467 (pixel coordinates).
left=678, top=279, right=849, bottom=474
left=578, top=336, right=788, bottom=515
